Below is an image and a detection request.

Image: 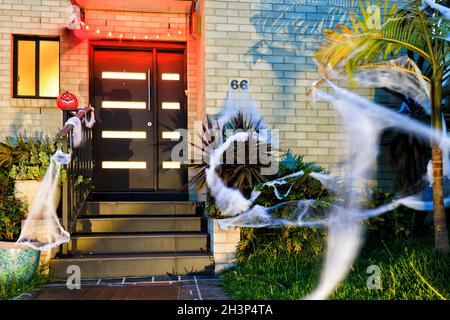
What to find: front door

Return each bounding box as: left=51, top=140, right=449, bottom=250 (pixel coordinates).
left=92, top=47, right=187, bottom=199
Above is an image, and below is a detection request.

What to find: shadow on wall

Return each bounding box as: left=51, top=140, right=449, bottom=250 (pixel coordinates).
left=248, top=0, right=357, bottom=93
left=7, top=124, right=47, bottom=142
left=6, top=111, right=57, bottom=143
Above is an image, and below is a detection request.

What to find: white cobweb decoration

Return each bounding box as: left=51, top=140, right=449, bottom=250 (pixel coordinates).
left=16, top=113, right=88, bottom=250
left=205, top=55, right=450, bottom=299
left=16, top=149, right=71, bottom=250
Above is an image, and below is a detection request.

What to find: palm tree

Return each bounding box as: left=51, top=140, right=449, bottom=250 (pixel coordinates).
left=315, top=0, right=449, bottom=252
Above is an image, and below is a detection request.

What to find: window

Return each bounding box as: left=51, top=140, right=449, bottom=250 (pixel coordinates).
left=13, top=36, right=60, bottom=98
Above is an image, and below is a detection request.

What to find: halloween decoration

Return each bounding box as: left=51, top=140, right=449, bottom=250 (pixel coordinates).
left=56, top=91, right=78, bottom=110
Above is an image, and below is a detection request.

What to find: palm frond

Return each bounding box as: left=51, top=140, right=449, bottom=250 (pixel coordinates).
left=316, top=0, right=450, bottom=74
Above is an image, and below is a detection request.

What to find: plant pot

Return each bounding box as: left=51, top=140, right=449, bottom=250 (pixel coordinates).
left=14, top=180, right=60, bottom=210
left=0, top=241, right=40, bottom=285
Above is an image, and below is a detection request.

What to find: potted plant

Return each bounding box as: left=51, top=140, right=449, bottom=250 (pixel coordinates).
left=0, top=170, right=40, bottom=285
left=0, top=134, right=62, bottom=271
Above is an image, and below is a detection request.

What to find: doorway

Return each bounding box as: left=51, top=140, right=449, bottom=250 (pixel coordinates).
left=91, top=44, right=188, bottom=200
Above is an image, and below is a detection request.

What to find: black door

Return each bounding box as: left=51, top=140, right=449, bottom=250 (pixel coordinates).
left=92, top=48, right=188, bottom=199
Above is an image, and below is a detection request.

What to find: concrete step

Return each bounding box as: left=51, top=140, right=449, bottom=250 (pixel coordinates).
left=50, top=252, right=214, bottom=279
left=69, top=232, right=209, bottom=254
left=75, top=216, right=203, bottom=233
left=84, top=201, right=202, bottom=216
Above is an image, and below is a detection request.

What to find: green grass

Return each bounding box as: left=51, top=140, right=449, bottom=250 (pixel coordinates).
left=221, top=228, right=450, bottom=300
left=0, top=266, right=49, bottom=300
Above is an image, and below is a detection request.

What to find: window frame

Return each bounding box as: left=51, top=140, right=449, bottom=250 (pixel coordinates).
left=13, top=35, right=60, bottom=99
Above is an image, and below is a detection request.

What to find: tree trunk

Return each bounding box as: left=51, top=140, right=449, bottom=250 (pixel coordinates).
left=431, top=74, right=450, bottom=253
left=431, top=146, right=449, bottom=252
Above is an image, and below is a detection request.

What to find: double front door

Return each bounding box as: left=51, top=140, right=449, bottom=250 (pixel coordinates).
left=92, top=47, right=187, bottom=196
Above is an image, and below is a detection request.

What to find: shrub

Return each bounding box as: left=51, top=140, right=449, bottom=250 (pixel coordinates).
left=363, top=186, right=427, bottom=241
left=236, top=150, right=330, bottom=262
left=8, top=135, right=59, bottom=181
left=0, top=171, right=26, bottom=241
left=0, top=135, right=32, bottom=169
left=189, top=112, right=277, bottom=200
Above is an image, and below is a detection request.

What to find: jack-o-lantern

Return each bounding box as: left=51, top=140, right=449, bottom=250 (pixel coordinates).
left=56, top=91, right=78, bottom=110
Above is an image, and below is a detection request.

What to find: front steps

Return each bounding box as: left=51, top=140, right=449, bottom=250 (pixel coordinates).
left=50, top=252, right=213, bottom=279
left=75, top=216, right=202, bottom=233
left=69, top=232, right=209, bottom=254
left=50, top=201, right=213, bottom=279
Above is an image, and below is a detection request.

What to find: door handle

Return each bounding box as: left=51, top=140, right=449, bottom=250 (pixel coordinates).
left=148, top=68, right=151, bottom=111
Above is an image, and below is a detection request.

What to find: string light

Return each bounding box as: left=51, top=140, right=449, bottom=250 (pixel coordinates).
left=80, top=23, right=185, bottom=41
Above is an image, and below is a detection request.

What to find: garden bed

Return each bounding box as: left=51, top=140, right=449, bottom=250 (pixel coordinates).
left=221, top=227, right=450, bottom=300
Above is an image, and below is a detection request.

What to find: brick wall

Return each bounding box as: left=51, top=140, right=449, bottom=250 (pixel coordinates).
left=0, top=0, right=68, bottom=140
left=203, top=0, right=377, bottom=171
left=0, top=0, right=199, bottom=144
left=209, top=219, right=240, bottom=273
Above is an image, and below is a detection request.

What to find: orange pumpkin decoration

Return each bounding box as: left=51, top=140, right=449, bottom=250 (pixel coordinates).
left=56, top=91, right=78, bottom=110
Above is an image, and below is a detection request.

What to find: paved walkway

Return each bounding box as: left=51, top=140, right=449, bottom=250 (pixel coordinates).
left=17, top=275, right=229, bottom=300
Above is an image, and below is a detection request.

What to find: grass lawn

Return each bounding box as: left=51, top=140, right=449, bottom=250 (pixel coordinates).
left=0, top=267, right=49, bottom=300
left=221, top=226, right=450, bottom=300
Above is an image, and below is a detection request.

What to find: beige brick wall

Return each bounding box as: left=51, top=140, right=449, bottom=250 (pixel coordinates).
left=0, top=0, right=67, bottom=139
left=203, top=0, right=376, bottom=171
left=209, top=219, right=240, bottom=273
left=0, top=1, right=200, bottom=145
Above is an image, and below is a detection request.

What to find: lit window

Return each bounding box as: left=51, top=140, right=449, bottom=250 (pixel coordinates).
left=16, top=41, right=35, bottom=96
left=39, top=41, right=60, bottom=97
left=14, top=36, right=60, bottom=98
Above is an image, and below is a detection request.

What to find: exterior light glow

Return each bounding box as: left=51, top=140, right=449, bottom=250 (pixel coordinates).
left=96, top=29, right=100, bottom=34
left=102, top=161, right=147, bottom=169
left=102, top=101, right=147, bottom=109
left=107, top=32, right=112, bottom=37
left=162, top=131, right=181, bottom=140
left=162, top=161, right=180, bottom=169
left=161, top=102, right=180, bottom=110
left=102, top=72, right=146, bottom=80
left=102, top=131, right=147, bottom=139
left=161, top=73, right=180, bottom=81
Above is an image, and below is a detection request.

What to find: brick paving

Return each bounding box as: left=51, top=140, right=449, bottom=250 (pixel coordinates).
left=17, top=275, right=229, bottom=300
